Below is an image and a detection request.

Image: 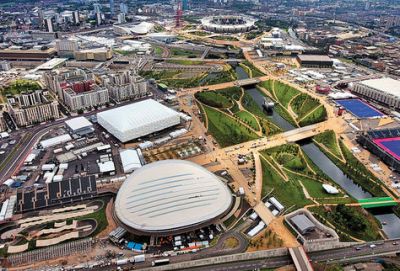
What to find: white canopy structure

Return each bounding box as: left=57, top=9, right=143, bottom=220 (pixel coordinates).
left=97, top=99, right=180, bottom=143
left=120, top=149, right=143, bottom=173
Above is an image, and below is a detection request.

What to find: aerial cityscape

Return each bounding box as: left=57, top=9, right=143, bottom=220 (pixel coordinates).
left=0, top=0, right=399, bottom=270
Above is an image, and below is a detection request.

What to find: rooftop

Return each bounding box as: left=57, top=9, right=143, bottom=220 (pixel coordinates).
left=359, top=77, right=400, bottom=98
left=297, top=55, right=332, bottom=62
left=65, top=117, right=92, bottom=131
left=115, top=160, right=233, bottom=233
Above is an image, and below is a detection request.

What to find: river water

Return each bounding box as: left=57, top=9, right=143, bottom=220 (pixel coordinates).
left=238, top=75, right=400, bottom=238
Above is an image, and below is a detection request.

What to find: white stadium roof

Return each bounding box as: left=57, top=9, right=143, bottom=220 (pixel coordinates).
left=359, top=78, right=400, bottom=98
left=115, top=160, right=233, bottom=233
left=65, top=117, right=92, bottom=132
left=97, top=99, right=180, bottom=143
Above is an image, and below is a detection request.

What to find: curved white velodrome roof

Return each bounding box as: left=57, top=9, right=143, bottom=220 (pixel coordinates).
left=97, top=99, right=180, bottom=143
left=115, top=160, right=233, bottom=233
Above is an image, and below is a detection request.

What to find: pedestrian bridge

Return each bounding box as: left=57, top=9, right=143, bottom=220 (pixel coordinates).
left=289, top=246, right=314, bottom=271
left=358, top=197, right=398, bottom=209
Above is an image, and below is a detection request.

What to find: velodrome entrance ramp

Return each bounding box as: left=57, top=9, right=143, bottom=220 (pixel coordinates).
left=289, top=246, right=314, bottom=271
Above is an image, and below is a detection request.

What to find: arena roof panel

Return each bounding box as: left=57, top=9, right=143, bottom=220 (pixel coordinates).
left=115, top=160, right=233, bottom=233
left=97, top=99, right=180, bottom=142
left=360, top=78, right=400, bottom=98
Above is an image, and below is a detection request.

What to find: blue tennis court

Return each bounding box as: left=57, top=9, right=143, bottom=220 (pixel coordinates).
left=336, top=99, right=384, bottom=118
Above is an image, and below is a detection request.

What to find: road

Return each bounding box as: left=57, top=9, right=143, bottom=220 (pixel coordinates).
left=135, top=238, right=400, bottom=271
left=0, top=93, right=160, bottom=182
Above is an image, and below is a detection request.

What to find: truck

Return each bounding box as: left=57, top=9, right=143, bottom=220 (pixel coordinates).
left=151, top=258, right=170, bottom=266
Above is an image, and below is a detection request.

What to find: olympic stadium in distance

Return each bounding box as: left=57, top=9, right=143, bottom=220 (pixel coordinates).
left=201, top=15, right=256, bottom=33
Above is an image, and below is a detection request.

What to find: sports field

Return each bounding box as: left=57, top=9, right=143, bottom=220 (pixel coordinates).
left=336, top=99, right=384, bottom=118
left=373, top=137, right=400, bottom=161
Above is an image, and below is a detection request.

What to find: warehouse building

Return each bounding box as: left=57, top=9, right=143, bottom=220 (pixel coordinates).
left=65, top=117, right=94, bottom=136
left=114, top=160, right=233, bottom=235
left=352, top=77, right=400, bottom=110
left=97, top=99, right=180, bottom=143
left=296, top=55, right=333, bottom=68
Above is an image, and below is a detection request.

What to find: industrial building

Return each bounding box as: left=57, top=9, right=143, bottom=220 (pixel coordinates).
left=74, top=47, right=113, bottom=61
left=97, top=99, right=181, bottom=143
left=114, top=160, right=233, bottom=235
left=352, top=77, right=400, bottom=110
left=296, top=55, right=333, bottom=68
left=65, top=117, right=94, bottom=136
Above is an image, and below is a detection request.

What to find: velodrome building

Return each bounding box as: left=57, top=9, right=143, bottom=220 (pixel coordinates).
left=114, top=160, right=233, bottom=235
left=352, top=78, right=400, bottom=110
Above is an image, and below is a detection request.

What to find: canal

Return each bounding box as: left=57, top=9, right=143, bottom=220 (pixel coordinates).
left=241, top=79, right=400, bottom=239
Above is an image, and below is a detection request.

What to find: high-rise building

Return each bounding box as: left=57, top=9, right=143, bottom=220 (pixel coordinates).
left=44, top=69, right=109, bottom=112
left=110, top=0, right=115, bottom=16
left=6, top=90, right=60, bottom=127
left=38, top=9, right=44, bottom=26
left=120, top=2, right=128, bottom=14
left=96, top=12, right=102, bottom=25
left=44, top=18, right=54, bottom=33
left=101, top=71, right=149, bottom=102
left=93, top=3, right=101, bottom=13
left=73, top=11, right=80, bottom=24
left=118, top=13, right=126, bottom=24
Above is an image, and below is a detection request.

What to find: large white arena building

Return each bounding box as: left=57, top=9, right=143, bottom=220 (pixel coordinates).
left=114, top=160, right=233, bottom=235
left=201, top=15, right=256, bottom=33
left=352, top=77, right=400, bottom=110
left=97, top=99, right=180, bottom=143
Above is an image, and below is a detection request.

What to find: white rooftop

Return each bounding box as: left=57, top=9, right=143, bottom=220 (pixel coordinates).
left=98, top=160, right=115, bottom=173
left=40, top=134, right=72, bottom=149
left=120, top=149, right=142, bottom=174
left=35, top=58, right=67, bottom=70
left=97, top=99, right=180, bottom=143
left=115, top=160, right=233, bottom=233
left=65, top=117, right=93, bottom=132
left=360, top=78, right=400, bottom=98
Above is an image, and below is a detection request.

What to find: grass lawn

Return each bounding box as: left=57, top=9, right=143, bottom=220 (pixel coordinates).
left=297, top=175, right=344, bottom=199
left=260, top=156, right=312, bottom=209
left=204, top=105, right=259, bottom=147
left=154, top=46, right=163, bottom=57
left=212, top=35, right=239, bottom=41
left=298, top=105, right=327, bottom=127
left=235, top=110, right=259, bottom=131
left=310, top=205, right=382, bottom=241
left=191, top=31, right=210, bottom=36
left=170, top=48, right=199, bottom=58
left=2, top=79, right=41, bottom=95
left=195, top=91, right=233, bottom=108
left=74, top=202, right=108, bottom=237
left=291, top=94, right=320, bottom=119
left=217, top=86, right=243, bottom=101
left=258, top=80, right=326, bottom=127
left=314, top=130, right=342, bottom=159
left=273, top=81, right=301, bottom=108
left=240, top=61, right=264, bottom=78
left=166, top=59, right=203, bottom=65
